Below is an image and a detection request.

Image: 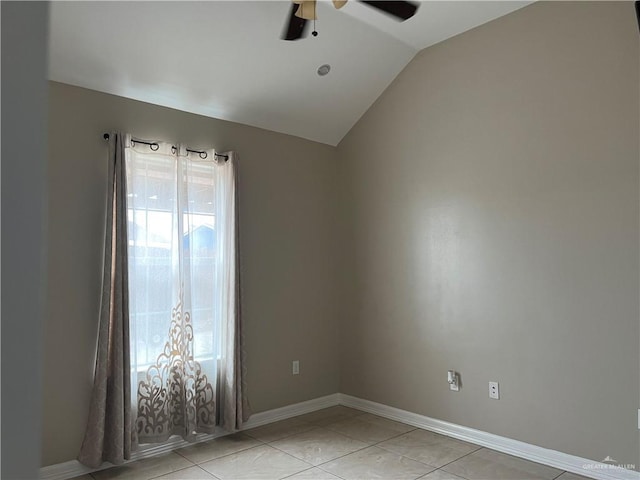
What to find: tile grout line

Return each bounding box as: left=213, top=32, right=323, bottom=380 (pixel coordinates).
left=363, top=428, right=468, bottom=477
left=413, top=469, right=444, bottom=480
left=432, top=466, right=473, bottom=480
left=307, top=426, right=434, bottom=477
left=278, top=465, right=318, bottom=479
left=314, top=463, right=349, bottom=480
left=193, top=463, right=222, bottom=480
left=103, top=411, right=415, bottom=479
left=437, top=445, right=566, bottom=480
left=266, top=412, right=471, bottom=478
left=177, top=436, right=269, bottom=465
left=284, top=407, right=369, bottom=480
left=436, top=445, right=485, bottom=472
left=161, top=414, right=353, bottom=476
left=144, top=462, right=207, bottom=480
left=90, top=452, right=198, bottom=480
left=172, top=445, right=197, bottom=463
left=265, top=427, right=375, bottom=478
left=189, top=439, right=314, bottom=480
left=196, top=442, right=269, bottom=465
left=260, top=440, right=317, bottom=471
left=312, top=443, right=431, bottom=480
left=321, top=417, right=418, bottom=445
left=244, top=421, right=318, bottom=444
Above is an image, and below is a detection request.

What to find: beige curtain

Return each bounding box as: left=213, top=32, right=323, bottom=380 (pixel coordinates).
left=78, top=132, right=136, bottom=468
left=126, top=144, right=250, bottom=444
left=218, top=152, right=251, bottom=432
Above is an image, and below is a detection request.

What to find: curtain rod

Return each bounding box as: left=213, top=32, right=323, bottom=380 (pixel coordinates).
left=103, top=133, right=229, bottom=161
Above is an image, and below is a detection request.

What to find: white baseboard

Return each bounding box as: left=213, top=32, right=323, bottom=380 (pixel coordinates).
left=39, top=393, right=340, bottom=480
left=243, top=393, right=340, bottom=429
left=40, top=392, right=639, bottom=480
left=338, top=394, right=640, bottom=480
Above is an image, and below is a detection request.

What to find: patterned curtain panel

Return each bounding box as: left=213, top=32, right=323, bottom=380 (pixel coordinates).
left=79, top=134, right=250, bottom=468
left=125, top=140, right=249, bottom=444
left=78, top=132, right=135, bottom=468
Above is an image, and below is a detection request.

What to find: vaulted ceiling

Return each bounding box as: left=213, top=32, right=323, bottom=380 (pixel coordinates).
left=49, top=1, right=531, bottom=146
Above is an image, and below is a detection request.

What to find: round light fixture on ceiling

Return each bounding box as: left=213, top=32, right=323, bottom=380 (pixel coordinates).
left=317, top=64, right=331, bottom=76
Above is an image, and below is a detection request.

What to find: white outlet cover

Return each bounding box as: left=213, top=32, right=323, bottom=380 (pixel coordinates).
left=489, top=381, right=500, bottom=399
left=292, top=360, right=300, bottom=375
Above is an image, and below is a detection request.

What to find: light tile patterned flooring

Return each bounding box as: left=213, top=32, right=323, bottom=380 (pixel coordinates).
left=75, top=406, right=592, bottom=480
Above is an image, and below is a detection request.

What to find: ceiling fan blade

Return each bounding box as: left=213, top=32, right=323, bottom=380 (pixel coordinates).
left=282, top=3, right=308, bottom=40
left=636, top=1, right=639, bottom=33
left=359, top=1, right=419, bottom=21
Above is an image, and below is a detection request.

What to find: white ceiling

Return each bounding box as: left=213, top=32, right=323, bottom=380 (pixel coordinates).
left=49, top=1, right=531, bottom=146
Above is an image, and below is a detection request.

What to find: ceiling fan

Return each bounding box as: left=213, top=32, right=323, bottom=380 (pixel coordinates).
left=282, top=0, right=419, bottom=41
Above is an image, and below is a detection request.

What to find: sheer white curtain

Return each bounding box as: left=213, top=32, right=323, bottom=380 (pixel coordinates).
left=125, top=135, right=248, bottom=444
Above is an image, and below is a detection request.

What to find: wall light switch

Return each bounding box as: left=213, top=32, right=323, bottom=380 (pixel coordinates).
left=292, top=360, right=300, bottom=375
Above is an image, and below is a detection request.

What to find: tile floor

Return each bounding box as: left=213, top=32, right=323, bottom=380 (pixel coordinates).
left=74, top=406, right=592, bottom=480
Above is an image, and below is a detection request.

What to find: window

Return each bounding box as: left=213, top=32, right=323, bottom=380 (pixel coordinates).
left=126, top=145, right=221, bottom=375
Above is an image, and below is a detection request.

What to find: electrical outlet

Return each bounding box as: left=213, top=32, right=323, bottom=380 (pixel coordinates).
left=448, top=370, right=459, bottom=391
left=489, top=381, right=500, bottom=399
left=292, top=360, right=300, bottom=375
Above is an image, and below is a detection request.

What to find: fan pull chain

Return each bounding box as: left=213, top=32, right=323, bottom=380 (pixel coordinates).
left=312, top=18, right=318, bottom=37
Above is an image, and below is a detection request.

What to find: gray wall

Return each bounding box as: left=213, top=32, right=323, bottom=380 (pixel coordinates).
left=337, top=1, right=639, bottom=467
left=43, top=82, right=341, bottom=466
left=1, top=2, right=49, bottom=478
